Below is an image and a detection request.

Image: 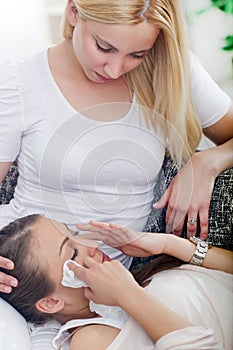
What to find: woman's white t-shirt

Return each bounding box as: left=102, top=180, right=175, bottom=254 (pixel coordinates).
left=0, top=50, right=231, bottom=267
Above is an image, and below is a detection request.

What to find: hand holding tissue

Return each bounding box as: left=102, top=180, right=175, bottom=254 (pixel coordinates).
left=61, top=259, right=126, bottom=320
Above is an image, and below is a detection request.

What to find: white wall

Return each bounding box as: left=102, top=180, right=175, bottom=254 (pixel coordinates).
left=0, top=0, right=232, bottom=97
left=0, top=0, right=231, bottom=151
left=182, top=0, right=233, bottom=82
left=0, top=0, right=52, bottom=61
left=0, top=1, right=232, bottom=70
left=182, top=0, right=232, bottom=149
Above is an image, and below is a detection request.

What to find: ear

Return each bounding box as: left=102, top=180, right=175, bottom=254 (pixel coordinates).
left=35, top=296, right=65, bottom=315
left=67, top=0, right=78, bottom=27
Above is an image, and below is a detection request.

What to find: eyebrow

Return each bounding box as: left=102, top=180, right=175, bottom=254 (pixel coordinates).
left=96, top=35, right=150, bottom=54
left=59, top=237, right=69, bottom=256
left=63, top=222, right=75, bottom=236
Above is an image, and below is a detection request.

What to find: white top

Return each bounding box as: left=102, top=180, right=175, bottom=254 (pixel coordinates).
left=53, top=313, right=127, bottom=350
left=52, top=265, right=233, bottom=350
left=0, top=50, right=231, bottom=266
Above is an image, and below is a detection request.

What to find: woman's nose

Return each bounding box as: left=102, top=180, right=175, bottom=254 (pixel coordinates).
left=104, top=58, right=124, bottom=79
left=87, top=241, right=99, bottom=257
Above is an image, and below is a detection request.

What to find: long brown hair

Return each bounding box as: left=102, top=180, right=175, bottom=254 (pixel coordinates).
left=132, top=255, right=183, bottom=285
left=0, top=215, right=55, bottom=324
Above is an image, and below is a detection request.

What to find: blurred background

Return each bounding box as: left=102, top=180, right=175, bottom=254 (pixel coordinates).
left=1, top=0, right=231, bottom=150
left=0, top=0, right=232, bottom=94
left=0, top=0, right=232, bottom=98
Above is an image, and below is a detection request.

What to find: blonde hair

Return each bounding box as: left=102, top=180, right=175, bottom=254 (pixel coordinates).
left=62, top=0, right=202, bottom=167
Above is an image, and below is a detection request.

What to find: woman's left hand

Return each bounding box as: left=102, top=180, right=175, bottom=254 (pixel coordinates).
left=76, top=221, right=167, bottom=257
left=153, top=150, right=219, bottom=239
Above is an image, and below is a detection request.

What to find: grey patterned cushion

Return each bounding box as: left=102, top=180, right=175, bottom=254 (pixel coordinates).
left=0, top=161, right=19, bottom=204
left=131, top=152, right=233, bottom=269
left=144, top=154, right=233, bottom=247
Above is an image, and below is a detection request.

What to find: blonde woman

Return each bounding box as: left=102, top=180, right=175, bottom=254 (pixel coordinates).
left=0, top=0, right=232, bottom=296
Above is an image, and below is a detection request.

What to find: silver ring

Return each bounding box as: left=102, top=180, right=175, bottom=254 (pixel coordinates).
left=189, top=219, right=198, bottom=225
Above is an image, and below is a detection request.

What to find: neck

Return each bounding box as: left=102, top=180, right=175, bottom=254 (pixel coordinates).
left=49, top=39, right=85, bottom=79
left=54, top=309, right=98, bottom=325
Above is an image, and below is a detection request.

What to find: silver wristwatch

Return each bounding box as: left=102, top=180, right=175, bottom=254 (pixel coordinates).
left=189, top=236, right=212, bottom=266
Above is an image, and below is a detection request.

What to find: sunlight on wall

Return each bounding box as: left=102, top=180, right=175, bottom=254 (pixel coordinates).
left=0, top=0, right=51, bottom=61
left=0, top=0, right=232, bottom=98
left=182, top=0, right=233, bottom=84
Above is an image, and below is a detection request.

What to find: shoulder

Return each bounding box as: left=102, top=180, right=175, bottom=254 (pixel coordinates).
left=188, top=52, right=231, bottom=128
left=0, top=60, right=20, bottom=90
left=0, top=50, right=46, bottom=89
left=0, top=50, right=48, bottom=85
left=70, top=324, right=120, bottom=350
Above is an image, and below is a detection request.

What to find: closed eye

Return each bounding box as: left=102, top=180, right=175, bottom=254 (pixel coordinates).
left=96, top=40, right=113, bottom=53
left=71, top=248, right=78, bottom=261
left=96, top=39, right=147, bottom=60
left=131, top=52, right=147, bottom=60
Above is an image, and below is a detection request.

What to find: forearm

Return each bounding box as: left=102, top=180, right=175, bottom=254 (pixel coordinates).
left=203, top=99, right=233, bottom=172
left=163, top=234, right=233, bottom=274
left=119, top=283, right=191, bottom=342
left=205, top=138, right=233, bottom=173
left=71, top=257, right=192, bottom=344
left=0, top=162, right=12, bottom=183
left=77, top=222, right=233, bottom=273
left=202, top=100, right=233, bottom=171
left=189, top=138, right=233, bottom=185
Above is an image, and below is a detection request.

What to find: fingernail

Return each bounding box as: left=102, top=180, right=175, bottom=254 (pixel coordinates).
left=10, top=279, right=17, bottom=287
left=6, top=262, right=14, bottom=269
left=166, top=225, right=172, bottom=233
left=3, top=286, right=12, bottom=293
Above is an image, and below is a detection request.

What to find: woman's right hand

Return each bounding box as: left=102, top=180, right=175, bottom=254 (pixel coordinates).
left=0, top=256, right=18, bottom=293
left=69, top=257, right=139, bottom=307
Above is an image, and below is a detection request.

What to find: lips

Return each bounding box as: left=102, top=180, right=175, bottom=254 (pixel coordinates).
left=102, top=253, right=111, bottom=262
left=95, top=72, right=112, bottom=82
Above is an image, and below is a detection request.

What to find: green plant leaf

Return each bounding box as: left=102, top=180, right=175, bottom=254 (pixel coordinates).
left=211, top=0, right=233, bottom=14
left=222, top=35, right=233, bottom=51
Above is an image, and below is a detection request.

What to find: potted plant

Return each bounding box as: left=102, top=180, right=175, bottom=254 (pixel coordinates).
left=196, top=0, right=233, bottom=51
left=183, top=0, right=233, bottom=86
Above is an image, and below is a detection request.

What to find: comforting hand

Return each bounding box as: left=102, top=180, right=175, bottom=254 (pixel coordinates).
left=68, top=257, right=139, bottom=306
left=153, top=151, right=218, bottom=239
left=77, top=221, right=167, bottom=257
left=0, top=256, right=18, bottom=293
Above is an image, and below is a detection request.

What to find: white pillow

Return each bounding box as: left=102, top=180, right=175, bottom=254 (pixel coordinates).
left=0, top=298, right=31, bottom=350
left=30, top=319, right=61, bottom=350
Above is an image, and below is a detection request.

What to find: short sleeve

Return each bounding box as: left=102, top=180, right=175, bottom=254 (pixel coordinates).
left=190, top=53, right=231, bottom=129
left=0, top=61, right=23, bottom=162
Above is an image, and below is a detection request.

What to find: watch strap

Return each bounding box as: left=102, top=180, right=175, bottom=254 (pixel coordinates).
left=189, top=236, right=211, bottom=266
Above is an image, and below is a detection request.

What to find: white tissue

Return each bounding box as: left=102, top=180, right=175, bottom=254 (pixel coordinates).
left=61, top=260, right=126, bottom=320
left=62, top=260, right=88, bottom=288
left=89, top=301, right=125, bottom=320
